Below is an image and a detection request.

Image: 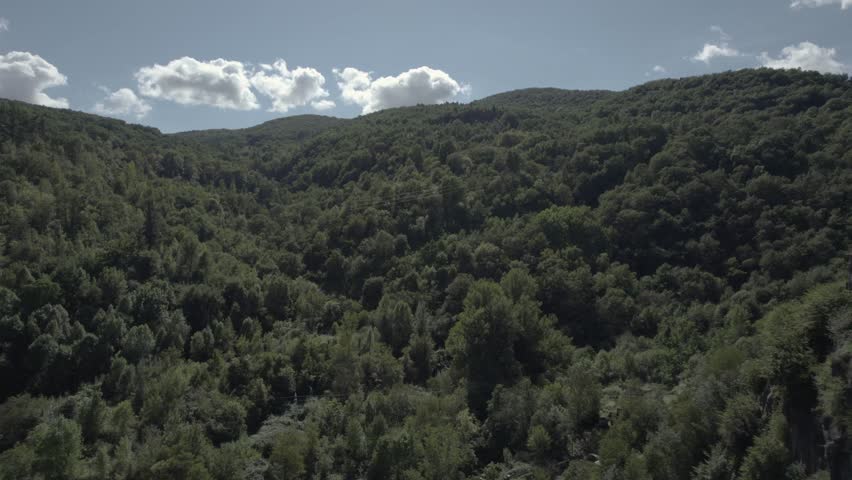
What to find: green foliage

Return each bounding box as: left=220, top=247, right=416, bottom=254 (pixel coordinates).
left=526, top=424, right=551, bottom=457
left=0, top=69, right=850, bottom=479
left=0, top=394, right=52, bottom=451
left=269, top=427, right=309, bottom=480
left=739, top=413, right=791, bottom=480
left=123, top=324, right=156, bottom=363
left=31, top=417, right=83, bottom=480
left=534, top=206, right=608, bottom=256
left=448, top=280, right=521, bottom=414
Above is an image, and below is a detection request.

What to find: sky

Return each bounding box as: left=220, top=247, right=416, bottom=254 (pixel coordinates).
left=0, top=0, right=850, bottom=133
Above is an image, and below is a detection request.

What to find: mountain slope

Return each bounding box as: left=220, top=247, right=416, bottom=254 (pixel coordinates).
left=0, top=69, right=851, bottom=480
left=173, top=114, right=348, bottom=149
left=474, top=87, right=613, bottom=111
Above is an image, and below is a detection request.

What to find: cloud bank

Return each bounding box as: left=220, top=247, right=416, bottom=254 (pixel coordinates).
left=791, top=0, right=852, bottom=9
left=334, top=66, right=469, bottom=114
left=250, top=60, right=332, bottom=112
left=135, top=57, right=258, bottom=110
left=693, top=44, right=741, bottom=63
left=759, top=42, right=848, bottom=73
left=134, top=56, right=337, bottom=113
left=94, top=87, right=151, bottom=119
left=311, top=99, right=335, bottom=111
left=0, top=51, right=69, bottom=108
left=0, top=51, right=470, bottom=116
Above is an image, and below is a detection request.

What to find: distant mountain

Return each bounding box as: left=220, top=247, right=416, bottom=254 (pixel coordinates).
left=474, top=87, right=614, bottom=110
left=173, top=114, right=348, bottom=149
left=0, top=97, right=163, bottom=143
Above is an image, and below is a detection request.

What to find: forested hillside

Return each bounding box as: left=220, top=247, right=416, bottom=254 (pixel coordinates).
left=0, top=68, right=850, bottom=480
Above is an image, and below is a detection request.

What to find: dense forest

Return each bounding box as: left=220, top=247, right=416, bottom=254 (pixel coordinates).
left=0, top=68, right=850, bottom=480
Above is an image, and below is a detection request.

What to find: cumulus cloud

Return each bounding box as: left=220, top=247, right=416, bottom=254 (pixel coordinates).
left=710, top=25, right=731, bottom=41
left=311, top=99, right=335, bottom=111
left=250, top=60, right=331, bottom=112
left=334, top=66, right=469, bottom=114
left=0, top=51, right=69, bottom=108
left=692, top=44, right=741, bottom=63
left=0, top=17, right=9, bottom=32
left=135, top=56, right=258, bottom=110
left=691, top=25, right=742, bottom=64
left=652, top=65, right=667, bottom=74
left=759, top=42, right=848, bottom=74
left=791, top=0, right=852, bottom=9
left=645, top=65, right=667, bottom=77
left=93, top=87, right=151, bottom=119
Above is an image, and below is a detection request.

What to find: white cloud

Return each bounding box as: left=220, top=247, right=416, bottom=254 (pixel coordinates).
left=692, top=43, right=741, bottom=63
left=645, top=65, right=667, bottom=77
left=135, top=56, right=258, bottom=110
left=791, top=0, right=852, bottom=9
left=93, top=87, right=151, bottom=119
left=759, top=42, right=848, bottom=73
left=0, top=17, right=9, bottom=32
left=334, top=66, right=469, bottom=114
left=691, top=26, right=742, bottom=64
left=250, top=60, right=331, bottom=112
left=0, top=51, right=69, bottom=108
left=311, top=99, right=335, bottom=111
left=710, top=25, right=731, bottom=41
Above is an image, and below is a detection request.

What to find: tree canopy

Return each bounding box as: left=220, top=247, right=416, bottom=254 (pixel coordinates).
left=0, top=68, right=851, bottom=479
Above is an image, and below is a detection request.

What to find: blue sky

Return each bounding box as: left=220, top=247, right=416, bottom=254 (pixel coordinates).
left=0, top=0, right=849, bottom=132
